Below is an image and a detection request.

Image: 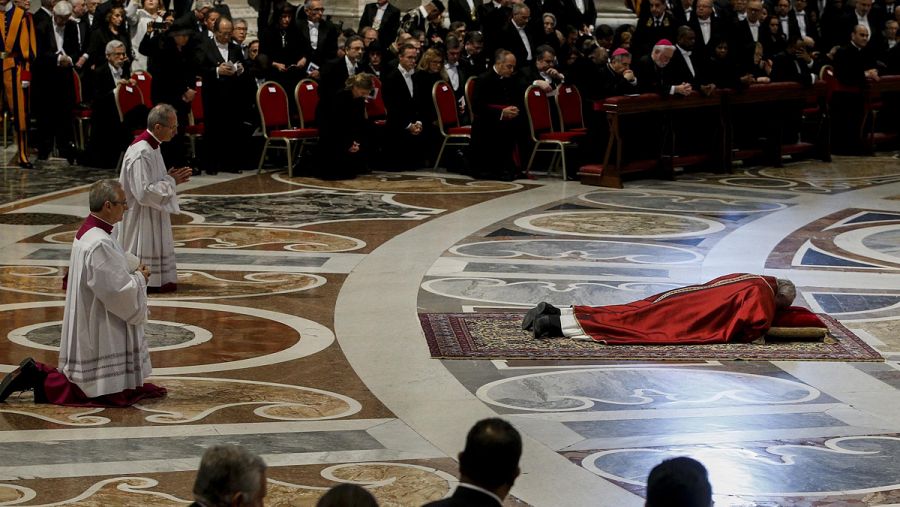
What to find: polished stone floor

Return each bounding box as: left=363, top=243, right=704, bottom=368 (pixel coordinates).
left=1, top=153, right=899, bottom=506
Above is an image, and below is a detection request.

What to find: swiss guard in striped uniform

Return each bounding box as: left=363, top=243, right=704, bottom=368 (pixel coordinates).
left=0, top=0, right=36, bottom=168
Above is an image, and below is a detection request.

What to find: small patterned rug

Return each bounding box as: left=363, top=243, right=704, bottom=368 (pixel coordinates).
left=419, top=313, right=883, bottom=362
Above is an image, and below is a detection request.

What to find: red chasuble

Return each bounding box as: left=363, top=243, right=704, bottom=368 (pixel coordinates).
left=573, top=273, right=779, bottom=344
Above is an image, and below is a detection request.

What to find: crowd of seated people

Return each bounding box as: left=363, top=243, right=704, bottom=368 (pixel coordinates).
left=14, top=0, right=899, bottom=179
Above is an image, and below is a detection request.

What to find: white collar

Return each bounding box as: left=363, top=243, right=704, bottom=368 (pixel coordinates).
left=748, top=20, right=759, bottom=27
left=215, top=39, right=229, bottom=49
left=399, top=64, right=413, bottom=76
left=698, top=17, right=711, bottom=23
left=308, top=19, right=319, bottom=27
left=678, top=45, right=691, bottom=55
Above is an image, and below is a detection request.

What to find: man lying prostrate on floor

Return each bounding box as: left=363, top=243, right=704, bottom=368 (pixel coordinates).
left=522, top=273, right=798, bottom=344
left=0, top=179, right=166, bottom=406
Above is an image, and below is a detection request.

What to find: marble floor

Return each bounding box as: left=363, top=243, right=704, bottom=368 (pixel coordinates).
left=1, top=153, right=900, bottom=506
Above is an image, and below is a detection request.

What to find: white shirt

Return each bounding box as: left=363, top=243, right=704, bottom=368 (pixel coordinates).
left=678, top=45, right=695, bottom=77
left=575, top=0, right=585, bottom=13
left=514, top=22, right=532, bottom=60
left=373, top=2, right=387, bottom=29
left=445, top=61, right=460, bottom=89
left=780, top=16, right=789, bottom=35
left=738, top=11, right=747, bottom=20
left=399, top=64, right=414, bottom=96
left=684, top=8, right=692, bottom=21
left=110, top=63, right=123, bottom=81
left=796, top=11, right=806, bottom=37
left=345, top=55, right=357, bottom=76
left=308, top=20, right=319, bottom=50
left=54, top=23, right=67, bottom=56
left=749, top=21, right=759, bottom=41
left=855, top=11, right=870, bottom=32
left=698, top=17, right=711, bottom=43
left=216, top=40, right=229, bottom=62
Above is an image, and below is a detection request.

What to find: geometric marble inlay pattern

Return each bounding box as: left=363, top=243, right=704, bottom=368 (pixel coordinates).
left=278, top=173, right=524, bottom=194
left=46, top=225, right=366, bottom=252
left=514, top=211, right=725, bottom=238
left=475, top=368, right=820, bottom=412
left=582, top=435, right=900, bottom=496
left=178, top=190, right=443, bottom=227
left=578, top=190, right=786, bottom=214
left=450, top=239, right=702, bottom=264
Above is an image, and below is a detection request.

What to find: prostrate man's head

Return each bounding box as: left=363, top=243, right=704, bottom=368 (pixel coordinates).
left=645, top=457, right=713, bottom=507
left=775, top=278, right=796, bottom=308
left=192, top=444, right=267, bottom=507
left=89, top=179, right=128, bottom=224
left=147, top=104, right=179, bottom=143
left=458, top=418, right=522, bottom=500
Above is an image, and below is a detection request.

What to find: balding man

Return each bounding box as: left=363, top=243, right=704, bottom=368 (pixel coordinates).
left=832, top=24, right=880, bottom=152
left=499, top=3, right=538, bottom=68
left=732, top=0, right=764, bottom=68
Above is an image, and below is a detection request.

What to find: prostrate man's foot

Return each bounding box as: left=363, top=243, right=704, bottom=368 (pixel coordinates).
left=0, top=358, right=40, bottom=402
left=533, top=314, right=563, bottom=339
left=522, top=302, right=561, bottom=331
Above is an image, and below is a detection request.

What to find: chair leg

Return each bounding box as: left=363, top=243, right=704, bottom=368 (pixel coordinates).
left=189, top=135, right=196, bottom=160
left=527, top=143, right=539, bottom=174
left=434, top=137, right=449, bottom=170
left=559, top=145, right=567, bottom=180
left=284, top=140, right=293, bottom=178
left=257, top=138, right=270, bottom=173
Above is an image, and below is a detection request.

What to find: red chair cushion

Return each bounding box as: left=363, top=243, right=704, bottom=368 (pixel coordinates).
left=185, top=124, right=204, bottom=135
left=74, top=109, right=92, bottom=118
left=271, top=128, right=318, bottom=139
left=538, top=132, right=582, bottom=142
left=578, top=164, right=604, bottom=175
left=373, top=119, right=386, bottom=127
left=448, top=126, right=471, bottom=135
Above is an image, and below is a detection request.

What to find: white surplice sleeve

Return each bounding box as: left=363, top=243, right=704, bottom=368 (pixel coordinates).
left=85, top=240, right=149, bottom=325
left=125, top=150, right=180, bottom=214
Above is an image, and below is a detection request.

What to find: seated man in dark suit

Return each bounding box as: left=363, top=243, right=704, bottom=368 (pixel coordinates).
left=771, top=36, right=817, bottom=143
left=83, top=39, right=143, bottom=168
left=382, top=43, right=427, bottom=169
left=422, top=418, right=522, bottom=507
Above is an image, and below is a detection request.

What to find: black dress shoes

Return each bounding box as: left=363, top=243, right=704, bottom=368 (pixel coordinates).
left=533, top=314, right=563, bottom=339
left=0, top=357, right=39, bottom=402
left=18, top=161, right=34, bottom=169
left=522, top=302, right=561, bottom=331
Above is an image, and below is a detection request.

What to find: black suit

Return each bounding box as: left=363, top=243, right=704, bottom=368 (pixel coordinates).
left=840, top=11, right=885, bottom=46
left=771, top=50, right=816, bottom=85
left=358, top=2, right=402, bottom=49
left=478, top=2, right=512, bottom=55
left=382, top=65, right=426, bottom=168
left=32, top=7, right=52, bottom=32
left=498, top=21, right=539, bottom=67
left=297, top=19, right=339, bottom=67
left=318, top=56, right=357, bottom=100
left=560, top=0, right=597, bottom=30
left=731, top=19, right=762, bottom=70
left=449, top=0, right=482, bottom=29
left=33, top=21, right=78, bottom=159
left=84, top=62, right=138, bottom=168
left=197, top=38, right=252, bottom=172
left=832, top=43, right=879, bottom=152
left=688, top=16, right=725, bottom=60
left=668, top=46, right=708, bottom=86
left=634, top=54, right=678, bottom=95
left=469, top=67, right=528, bottom=178
left=423, top=486, right=502, bottom=507
left=632, top=14, right=678, bottom=56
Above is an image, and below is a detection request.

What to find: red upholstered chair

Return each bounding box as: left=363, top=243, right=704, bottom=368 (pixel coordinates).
left=257, top=81, right=317, bottom=177
left=524, top=85, right=582, bottom=179
left=114, top=82, right=145, bottom=133
left=131, top=71, right=154, bottom=109
left=464, top=76, right=476, bottom=123
left=71, top=68, right=92, bottom=151
left=555, top=84, right=587, bottom=133
left=293, top=78, right=320, bottom=155
left=185, top=78, right=204, bottom=159
left=432, top=80, right=471, bottom=170
left=365, top=75, right=387, bottom=126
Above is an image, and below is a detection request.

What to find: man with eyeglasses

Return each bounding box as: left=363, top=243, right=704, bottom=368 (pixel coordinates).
left=116, top=103, right=192, bottom=293
left=297, top=0, right=338, bottom=76
left=0, top=179, right=167, bottom=407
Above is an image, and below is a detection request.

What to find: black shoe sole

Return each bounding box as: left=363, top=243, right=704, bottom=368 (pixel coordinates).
left=0, top=357, right=36, bottom=402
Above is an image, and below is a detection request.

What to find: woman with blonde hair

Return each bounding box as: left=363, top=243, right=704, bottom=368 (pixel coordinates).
left=414, top=48, right=447, bottom=163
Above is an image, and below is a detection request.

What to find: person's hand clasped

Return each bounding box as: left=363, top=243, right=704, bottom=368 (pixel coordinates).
left=218, top=62, right=235, bottom=76
left=138, top=264, right=151, bottom=281
left=169, top=167, right=192, bottom=184
left=501, top=106, right=519, bottom=119
left=675, top=83, right=692, bottom=96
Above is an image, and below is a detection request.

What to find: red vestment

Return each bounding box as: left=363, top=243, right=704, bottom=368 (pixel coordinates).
left=572, top=273, right=779, bottom=344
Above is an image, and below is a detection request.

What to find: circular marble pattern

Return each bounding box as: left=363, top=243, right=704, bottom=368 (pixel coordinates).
left=514, top=211, right=725, bottom=238
left=831, top=224, right=900, bottom=267
left=0, top=266, right=326, bottom=300
left=718, top=177, right=797, bottom=189
left=759, top=158, right=900, bottom=181
left=8, top=320, right=211, bottom=352
left=46, top=225, right=366, bottom=253
left=275, top=173, right=523, bottom=193
left=0, top=301, right=334, bottom=375
left=579, top=191, right=785, bottom=214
